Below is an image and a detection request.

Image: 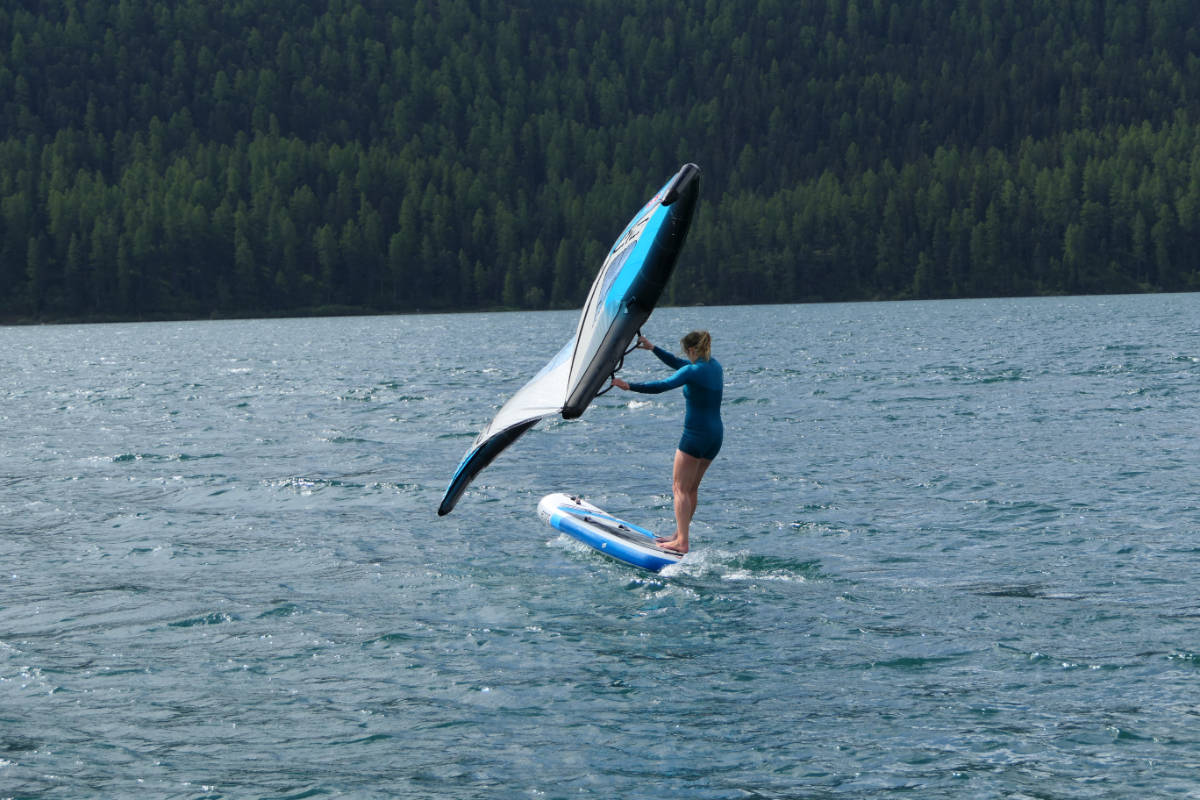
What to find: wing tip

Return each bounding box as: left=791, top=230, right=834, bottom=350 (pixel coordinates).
left=662, top=163, right=701, bottom=206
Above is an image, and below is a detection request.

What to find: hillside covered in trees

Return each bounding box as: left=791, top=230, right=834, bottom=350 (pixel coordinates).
left=2, top=0, right=1199, bottom=322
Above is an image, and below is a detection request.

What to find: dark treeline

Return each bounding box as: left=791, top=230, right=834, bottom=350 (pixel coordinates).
left=2, top=0, right=1199, bottom=322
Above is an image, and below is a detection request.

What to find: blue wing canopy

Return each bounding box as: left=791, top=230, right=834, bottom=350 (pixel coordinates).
left=438, top=163, right=700, bottom=516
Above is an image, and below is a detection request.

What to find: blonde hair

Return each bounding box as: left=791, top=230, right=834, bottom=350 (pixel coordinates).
left=681, top=330, right=712, bottom=360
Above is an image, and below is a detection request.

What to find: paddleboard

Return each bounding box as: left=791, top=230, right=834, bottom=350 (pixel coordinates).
left=538, top=493, right=683, bottom=572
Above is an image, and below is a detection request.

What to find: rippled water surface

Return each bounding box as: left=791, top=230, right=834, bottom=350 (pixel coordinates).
left=3, top=295, right=1200, bottom=798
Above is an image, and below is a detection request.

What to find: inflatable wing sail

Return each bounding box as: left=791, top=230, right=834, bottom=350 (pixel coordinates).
left=438, top=163, right=700, bottom=516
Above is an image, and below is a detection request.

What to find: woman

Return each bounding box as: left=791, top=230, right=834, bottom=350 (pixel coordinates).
left=612, top=330, right=723, bottom=555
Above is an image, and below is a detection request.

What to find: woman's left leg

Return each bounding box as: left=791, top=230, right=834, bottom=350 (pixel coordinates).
left=660, top=449, right=713, bottom=554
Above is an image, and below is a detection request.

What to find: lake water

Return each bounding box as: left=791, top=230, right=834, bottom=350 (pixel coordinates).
left=2, top=295, right=1199, bottom=798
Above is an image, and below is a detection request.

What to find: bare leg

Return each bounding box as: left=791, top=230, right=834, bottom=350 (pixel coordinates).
left=658, top=449, right=712, bottom=554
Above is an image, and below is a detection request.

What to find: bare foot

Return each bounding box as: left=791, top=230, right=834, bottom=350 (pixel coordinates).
left=657, top=538, right=688, bottom=555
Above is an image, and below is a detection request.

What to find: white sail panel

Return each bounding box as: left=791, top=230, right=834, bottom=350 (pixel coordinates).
left=471, top=339, right=572, bottom=448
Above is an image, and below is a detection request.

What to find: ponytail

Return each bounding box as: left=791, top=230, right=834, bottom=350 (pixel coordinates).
left=681, top=330, right=712, bottom=360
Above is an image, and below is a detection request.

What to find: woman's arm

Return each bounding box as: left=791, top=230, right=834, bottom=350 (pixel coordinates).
left=627, top=364, right=693, bottom=394
left=651, top=345, right=689, bottom=370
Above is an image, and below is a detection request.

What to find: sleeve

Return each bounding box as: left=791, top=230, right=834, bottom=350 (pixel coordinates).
left=628, top=364, right=693, bottom=394
left=651, top=345, right=689, bottom=370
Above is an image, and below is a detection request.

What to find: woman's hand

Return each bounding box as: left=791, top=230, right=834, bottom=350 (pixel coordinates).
left=636, top=335, right=653, bottom=350
left=611, top=377, right=630, bottom=391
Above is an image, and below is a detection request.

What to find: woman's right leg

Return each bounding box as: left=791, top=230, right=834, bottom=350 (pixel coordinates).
left=660, top=449, right=712, bottom=554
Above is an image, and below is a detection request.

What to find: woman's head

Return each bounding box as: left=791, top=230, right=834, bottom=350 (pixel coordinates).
left=681, top=330, right=712, bottom=361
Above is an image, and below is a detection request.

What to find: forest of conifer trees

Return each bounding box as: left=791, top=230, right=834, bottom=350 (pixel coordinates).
left=2, top=0, right=1199, bottom=322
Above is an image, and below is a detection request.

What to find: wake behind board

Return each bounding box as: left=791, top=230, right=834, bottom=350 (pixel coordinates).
left=538, top=493, right=682, bottom=573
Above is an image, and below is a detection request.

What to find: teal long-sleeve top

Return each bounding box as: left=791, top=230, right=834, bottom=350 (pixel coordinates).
left=627, top=345, right=724, bottom=447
